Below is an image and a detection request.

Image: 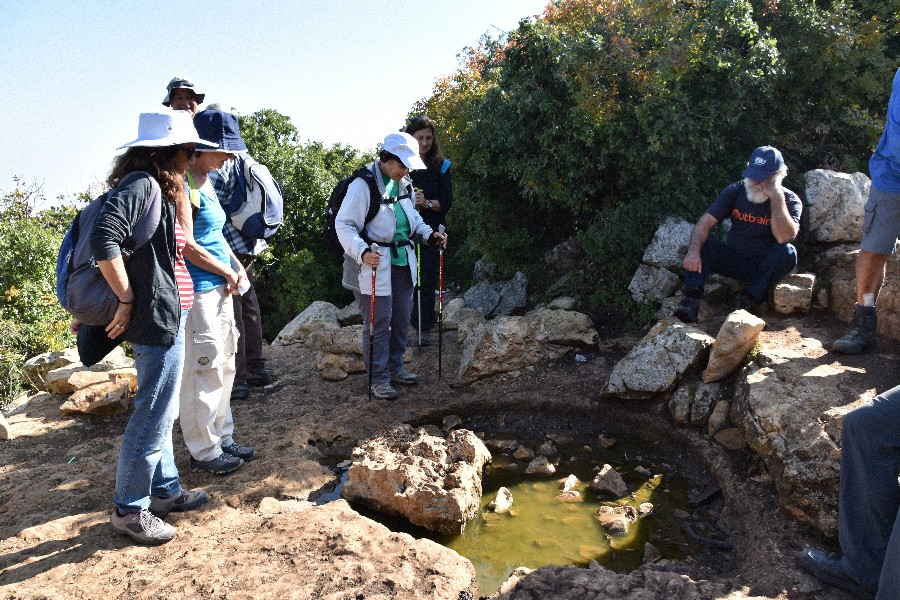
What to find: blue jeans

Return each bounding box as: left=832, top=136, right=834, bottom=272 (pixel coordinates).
left=355, top=266, right=414, bottom=385
left=838, top=384, right=900, bottom=598
left=114, top=310, right=188, bottom=512
left=683, top=237, right=797, bottom=301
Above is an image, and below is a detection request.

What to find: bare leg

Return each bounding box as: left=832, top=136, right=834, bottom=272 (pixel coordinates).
left=855, top=250, right=890, bottom=304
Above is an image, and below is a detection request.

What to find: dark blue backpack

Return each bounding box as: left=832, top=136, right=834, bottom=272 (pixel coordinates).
left=55, top=171, right=161, bottom=326
left=227, top=155, right=284, bottom=239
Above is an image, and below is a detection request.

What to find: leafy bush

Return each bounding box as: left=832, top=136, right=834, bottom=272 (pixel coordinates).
left=414, top=0, right=898, bottom=313
left=237, top=110, right=374, bottom=338
left=0, top=182, right=75, bottom=406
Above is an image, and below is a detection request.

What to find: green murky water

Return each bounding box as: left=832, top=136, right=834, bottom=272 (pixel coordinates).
left=352, top=429, right=708, bottom=596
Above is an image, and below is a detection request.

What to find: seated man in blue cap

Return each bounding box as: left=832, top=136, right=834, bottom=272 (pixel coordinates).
left=673, top=145, right=802, bottom=322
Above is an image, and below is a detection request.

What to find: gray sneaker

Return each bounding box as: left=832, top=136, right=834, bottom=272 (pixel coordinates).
left=390, top=369, right=420, bottom=386
left=189, top=453, right=244, bottom=475
left=371, top=382, right=401, bottom=400
left=221, top=442, right=256, bottom=461
left=148, top=488, right=209, bottom=517
left=110, top=509, right=176, bottom=545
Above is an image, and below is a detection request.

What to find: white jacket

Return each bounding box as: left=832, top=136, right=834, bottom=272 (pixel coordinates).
left=336, top=162, right=434, bottom=296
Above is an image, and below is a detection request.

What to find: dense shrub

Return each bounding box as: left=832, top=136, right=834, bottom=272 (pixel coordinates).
left=237, top=110, right=375, bottom=338
left=413, top=0, right=898, bottom=310
left=0, top=182, right=75, bottom=406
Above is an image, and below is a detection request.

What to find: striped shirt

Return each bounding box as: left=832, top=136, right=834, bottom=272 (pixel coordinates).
left=173, top=219, right=194, bottom=311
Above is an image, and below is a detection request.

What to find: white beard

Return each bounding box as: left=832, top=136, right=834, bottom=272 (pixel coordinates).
left=744, top=178, right=769, bottom=204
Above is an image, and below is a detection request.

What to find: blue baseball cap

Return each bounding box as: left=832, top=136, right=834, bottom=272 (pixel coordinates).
left=743, top=146, right=784, bottom=180
left=192, top=109, right=247, bottom=153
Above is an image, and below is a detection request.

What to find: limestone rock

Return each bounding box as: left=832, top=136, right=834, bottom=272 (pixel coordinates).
left=544, top=237, right=579, bottom=272
left=336, top=302, right=362, bottom=326
left=272, top=300, right=340, bottom=346
left=316, top=351, right=365, bottom=375
left=442, top=415, right=463, bottom=432
left=773, top=273, right=815, bottom=315
left=525, top=456, right=556, bottom=475
left=308, top=324, right=363, bottom=354
left=257, top=497, right=312, bottom=517
left=604, top=320, right=714, bottom=399
left=21, top=347, right=81, bottom=390
left=456, top=310, right=597, bottom=386
left=486, top=487, right=513, bottom=513
left=628, top=264, right=681, bottom=304
left=708, top=400, right=731, bottom=437
left=537, top=439, right=557, bottom=457
left=596, top=505, right=636, bottom=534
left=512, top=446, right=535, bottom=461
left=547, top=296, right=577, bottom=310
left=702, top=310, right=766, bottom=383
left=59, top=378, right=130, bottom=416
left=472, top=259, right=496, bottom=283
left=342, top=426, right=491, bottom=535
left=0, top=411, right=11, bottom=440
left=643, top=542, right=662, bottom=564
left=45, top=365, right=137, bottom=396
left=690, top=382, right=721, bottom=426
left=484, top=438, right=518, bottom=453
left=319, top=367, right=348, bottom=382
left=589, top=464, right=628, bottom=497
left=559, top=474, right=579, bottom=493
left=804, top=169, right=869, bottom=243
left=713, top=428, right=746, bottom=450
left=642, top=216, right=694, bottom=270
left=668, top=383, right=692, bottom=425
left=452, top=309, right=487, bottom=343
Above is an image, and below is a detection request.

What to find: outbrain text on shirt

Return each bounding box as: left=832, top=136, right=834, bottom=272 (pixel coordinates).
left=731, top=208, right=770, bottom=226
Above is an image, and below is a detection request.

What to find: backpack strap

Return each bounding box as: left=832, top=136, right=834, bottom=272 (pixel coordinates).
left=185, top=170, right=202, bottom=210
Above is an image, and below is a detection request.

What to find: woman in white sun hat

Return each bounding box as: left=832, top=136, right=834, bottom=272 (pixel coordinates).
left=90, top=110, right=216, bottom=545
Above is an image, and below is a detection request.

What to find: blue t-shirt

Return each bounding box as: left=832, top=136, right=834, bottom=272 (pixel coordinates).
left=707, top=180, right=802, bottom=255
left=870, top=67, right=900, bottom=193
left=185, top=182, right=231, bottom=292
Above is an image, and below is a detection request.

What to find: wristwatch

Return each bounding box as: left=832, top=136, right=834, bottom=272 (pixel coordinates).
left=427, top=200, right=433, bottom=209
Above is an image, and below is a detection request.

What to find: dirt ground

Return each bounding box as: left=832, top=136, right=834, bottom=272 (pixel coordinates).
left=1, top=303, right=898, bottom=599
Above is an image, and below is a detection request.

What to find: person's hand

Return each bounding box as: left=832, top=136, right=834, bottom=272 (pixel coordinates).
left=363, top=248, right=382, bottom=268
left=70, top=318, right=82, bottom=335
left=682, top=250, right=702, bottom=273
left=223, top=268, right=241, bottom=295
left=105, top=302, right=133, bottom=339
left=432, top=231, right=448, bottom=249
left=414, top=189, right=426, bottom=208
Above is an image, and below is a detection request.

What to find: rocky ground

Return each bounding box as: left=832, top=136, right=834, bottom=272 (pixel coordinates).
left=1, top=303, right=897, bottom=600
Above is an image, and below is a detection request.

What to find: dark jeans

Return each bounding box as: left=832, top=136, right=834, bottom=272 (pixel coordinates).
left=411, top=243, right=439, bottom=332
left=233, top=254, right=266, bottom=384
left=683, top=237, right=797, bottom=301
left=838, top=385, right=900, bottom=598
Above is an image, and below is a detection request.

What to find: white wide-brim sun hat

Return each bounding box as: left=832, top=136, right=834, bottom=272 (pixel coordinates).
left=118, top=110, right=218, bottom=150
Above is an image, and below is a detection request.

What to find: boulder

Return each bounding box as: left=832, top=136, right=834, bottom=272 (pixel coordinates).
left=463, top=281, right=500, bottom=316
left=595, top=505, right=637, bottom=535
left=45, top=365, right=137, bottom=396
left=589, top=464, right=628, bottom=497
left=453, top=309, right=487, bottom=343
left=729, top=328, right=870, bottom=535
left=628, top=264, right=681, bottom=304
left=547, top=296, right=577, bottom=310
left=59, top=378, right=130, bottom=416
left=21, top=347, right=81, bottom=390
left=708, top=400, right=731, bottom=437
left=690, top=382, right=721, bottom=426
left=272, top=301, right=340, bottom=346
left=559, top=474, right=580, bottom=494
left=336, top=302, right=362, bottom=326
left=641, top=216, right=694, bottom=270
left=773, top=273, right=816, bottom=315
left=668, top=383, right=692, bottom=425
left=0, top=411, right=11, bottom=440
left=804, top=169, right=869, bottom=243
left=456, top=310, right=597, bottom=386
left=544, top=238, right=579, bottom=272
left=342, top=426, right=491, bottom=535
left=702, top=310, right=766, bottom=383
left=494, top=272, right=528, bottom=317
left=472, top=259, right=496, bottom=283
left=604, top=320, right=714, bottom=399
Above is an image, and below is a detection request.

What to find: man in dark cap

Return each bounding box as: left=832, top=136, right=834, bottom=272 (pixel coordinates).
left=673, top=145, right=802, bottom=322
left=162, top=77, right=205, bottom=117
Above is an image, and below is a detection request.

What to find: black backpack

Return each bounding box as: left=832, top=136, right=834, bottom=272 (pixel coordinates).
left=323, top=166, right=384, bottom=259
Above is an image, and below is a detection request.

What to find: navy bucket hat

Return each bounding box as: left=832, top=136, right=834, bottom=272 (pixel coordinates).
left=743, top=146, right=784, bottom=180
left=192, top=109, right=248, bottom=153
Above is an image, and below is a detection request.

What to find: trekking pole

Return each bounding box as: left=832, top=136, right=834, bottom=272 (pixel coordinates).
left=438, top=225, right=445, bottom=380
left=416, top=241, right=422, bottom=353
left=368, top=243, right=378, bottom=402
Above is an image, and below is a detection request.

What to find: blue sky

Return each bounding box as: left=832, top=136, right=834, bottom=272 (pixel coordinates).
left=0, top=0, right=548, bottom=205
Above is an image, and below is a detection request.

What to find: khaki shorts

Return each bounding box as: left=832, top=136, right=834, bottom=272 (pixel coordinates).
left=860, top=187, right=900, bottom=254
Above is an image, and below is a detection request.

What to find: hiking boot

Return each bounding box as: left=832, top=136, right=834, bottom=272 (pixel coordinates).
left=734, top=291, right=761, bottom=315
left=371, top=382, right=401, bottom=400
left=672, top=297, right=699, bottom=323
left=247, top=368, right=274, bottom=387
left=189, top=453, right=244, bottom=475
left=230, top=381, right=250, bottom=400
left=109, top=509, right=176, bottom=545
left=148, top=488, right=209, bottom=518
left=799, top=547, right=875, bottom=600
left=833, top=305, right=877, bottom=354
left=390, top=369, right=420, bottom=386
left=222, top=442, right=256, bottom=461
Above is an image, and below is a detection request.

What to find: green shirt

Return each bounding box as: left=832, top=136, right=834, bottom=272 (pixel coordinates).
left=382, top=174, right=410, bottom=267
